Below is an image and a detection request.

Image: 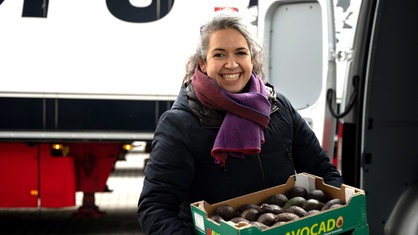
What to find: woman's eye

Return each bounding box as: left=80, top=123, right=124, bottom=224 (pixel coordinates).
left=213, top=53, right=224, bottom=58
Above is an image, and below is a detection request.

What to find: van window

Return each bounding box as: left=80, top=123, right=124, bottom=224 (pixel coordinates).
left=268, top=3, right=322, bottom=109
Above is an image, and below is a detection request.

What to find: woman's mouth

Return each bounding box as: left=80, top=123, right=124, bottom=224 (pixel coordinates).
left=222, top=73, right=240, bottom=80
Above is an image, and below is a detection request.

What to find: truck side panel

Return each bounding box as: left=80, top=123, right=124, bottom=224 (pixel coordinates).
left=0, top=143, right=76, bottom=208
left=0, top=98, right=172, bottom=135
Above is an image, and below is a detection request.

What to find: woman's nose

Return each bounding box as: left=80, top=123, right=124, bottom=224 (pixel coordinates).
left=224, top=57, right=238, bottom=68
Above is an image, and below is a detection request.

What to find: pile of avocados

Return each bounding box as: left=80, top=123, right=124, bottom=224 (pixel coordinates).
left=210, top=186, right=345, bottom=230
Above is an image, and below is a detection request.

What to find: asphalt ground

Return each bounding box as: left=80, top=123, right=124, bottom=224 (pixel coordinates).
left=0, top=153, right=147, bottom=235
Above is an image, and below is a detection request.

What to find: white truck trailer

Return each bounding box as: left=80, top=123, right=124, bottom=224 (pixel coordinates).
left=0, top=0, right=251, bottom=216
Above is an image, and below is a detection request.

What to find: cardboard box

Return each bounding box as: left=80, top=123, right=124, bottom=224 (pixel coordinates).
left=191, top=173, right=368, bottom=235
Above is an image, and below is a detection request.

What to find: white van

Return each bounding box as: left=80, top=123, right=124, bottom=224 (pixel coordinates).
left=338, top=0, right=418, bottom=234
left=258, top=0, right=418, bottom=234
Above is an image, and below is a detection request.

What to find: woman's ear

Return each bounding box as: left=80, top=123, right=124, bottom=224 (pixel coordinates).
left=198, top=59, right=206, bottom=73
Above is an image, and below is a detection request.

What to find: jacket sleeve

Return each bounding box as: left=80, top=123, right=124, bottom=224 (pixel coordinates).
left=137, top=109, right=196, bottom=235
left=279, top=94, right=343, bottom=188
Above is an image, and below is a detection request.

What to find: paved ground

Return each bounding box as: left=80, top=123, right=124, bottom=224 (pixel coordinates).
left=0, top=153, right=147, bottom=235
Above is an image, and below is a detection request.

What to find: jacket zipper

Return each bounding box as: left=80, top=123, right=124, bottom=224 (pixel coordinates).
left=287, top=149, right=298, bottom=175
left=256, top=154, right=267, bottom=189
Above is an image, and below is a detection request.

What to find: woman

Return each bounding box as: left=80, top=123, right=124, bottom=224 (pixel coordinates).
left=137, top=12, right=342, bottom=234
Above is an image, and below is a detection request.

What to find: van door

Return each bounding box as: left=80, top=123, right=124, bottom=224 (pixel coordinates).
left=340, top=0, right=418, bottom=234
left=257, top=0, right=338, bottom=159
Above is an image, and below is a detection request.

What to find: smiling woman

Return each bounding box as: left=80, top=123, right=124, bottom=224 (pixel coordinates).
left=137, top=11, right=342, bottom=235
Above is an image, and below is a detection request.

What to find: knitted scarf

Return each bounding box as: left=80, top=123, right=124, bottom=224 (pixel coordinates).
left=192, top=67, right=270, bottom=166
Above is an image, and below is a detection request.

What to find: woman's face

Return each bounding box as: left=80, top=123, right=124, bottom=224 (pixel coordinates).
left=199, top=28, right=253, bottom=93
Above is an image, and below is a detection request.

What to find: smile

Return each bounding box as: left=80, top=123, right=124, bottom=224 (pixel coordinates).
left=222, top=73, right=240, bottom=80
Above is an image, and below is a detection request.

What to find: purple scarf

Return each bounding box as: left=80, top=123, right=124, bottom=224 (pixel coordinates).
left=192, top=67, right=270, bottom=166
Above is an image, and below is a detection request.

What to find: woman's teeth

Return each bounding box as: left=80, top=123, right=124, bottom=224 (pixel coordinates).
left=222, top=74, right=240, bottom=80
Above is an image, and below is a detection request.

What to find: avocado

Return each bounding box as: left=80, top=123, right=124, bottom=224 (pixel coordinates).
left=322, top=198, right=345, bottom=211
left=238, top=203, right=261, bottom=214
left=262, top=193, right=288, bottom=207
left=257, top=212, right=277, bottom=226
left=275, top=212, right=300, bottom=222
left=284, top=205, right=307, bottom=217
left=305, top=209, right=320, bottom=217
left=250, top=221, right=269, bottom=230
left=307, top=189, right=328, bottom=203
left=230, top=217, right=249, bottom=224
left=329, top=203, right=344, bottom=210
left=303, top=198, right=324, bottom=211
left=215, top=204, right=236, bottom=221
left=260, top=203, right=283, bottom=214
left=240, top=208, right=261, bottom=221
left=285, top=186, right=308, bottom=199
left=210, top=214, right=223, bottom=223
left=283, top=196, right=307, bottom=210
left=273, top=221, right=286, bottom=227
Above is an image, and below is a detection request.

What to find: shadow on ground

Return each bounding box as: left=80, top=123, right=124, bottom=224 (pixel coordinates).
left=0, top=207, right=144, bottom=235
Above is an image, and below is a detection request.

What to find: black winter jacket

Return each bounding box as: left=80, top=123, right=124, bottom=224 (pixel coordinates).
left=137, top=82, right=343, bottom=234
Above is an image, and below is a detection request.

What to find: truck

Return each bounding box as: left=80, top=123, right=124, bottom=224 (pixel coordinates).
left=258, top=0, right=418, bottom=234
left=0, top=0, right=252, bottom=217
left=4, top=1, right=417, bottom=234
